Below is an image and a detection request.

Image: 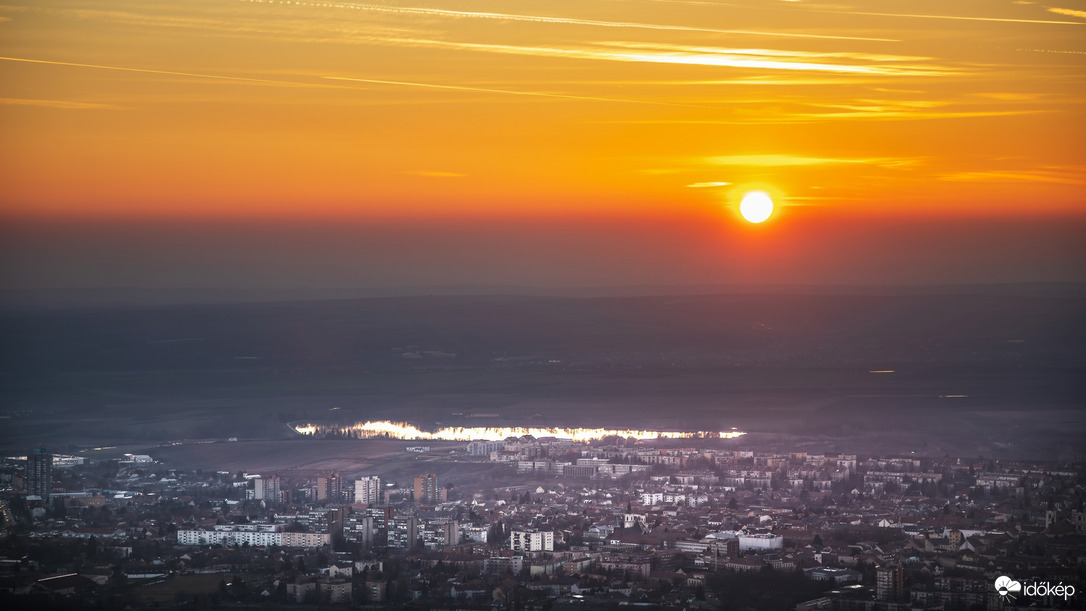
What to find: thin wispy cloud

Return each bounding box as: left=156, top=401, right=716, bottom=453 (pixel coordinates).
left=0, top=97, right=120, bottom=109
left=0, top=5, right=425, bottom=48
left=1047, top=7, right=1086, bottom=19
left=323, top=75, right=687, bottom=106
left=939, top=170, right=1084, bottom=184
left=686, top=181, right=732, bottom=188
left=0, top=56, right=329, bottom=88
left=407, top=171, right=467, bottom=178
left=597, top=42, right=933, bottom=63
left=792, top=109, right=1043, bottom=121
left=410, top=39, right=956, bottom=76
left=1, top=6, right=937, bottom=81
left=809, top=8, right=1084, bottom=25
left=1016, top=47, right=1086, bottom=54
left=0, top=56, right=675, bottom=107
left=629, top=77, right=879, bottom=86
left=705, top=154, right=910, bottom=167
left=240, top=0, right=900, bottom=42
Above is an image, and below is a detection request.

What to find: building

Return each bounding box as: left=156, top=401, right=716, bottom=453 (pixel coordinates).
left=808, top=567, right=863, bottom=585
left=176, top=525, right=331, bottom=548
left=419, top=517, right=459, bottom=549
left=387, top=515, right=418, bottom=549
left=322, top=579, right=352, bottom=603
left=354, top=475, right=381, bottom=506
left=316, top=474, right=341, bottom=503
left=344, top=515, right=374, bottom=547
left=254, top=475, right=282, bottom=504
left=281, top=531, right=332, bottom=548
left=367, top=506, right=394, bottom=547
left=414, top=473, right=438, bottom=504
left=484, top=555, right=524, bottom=575
left=737, top=533, right=783, bottom=551
left=27, top=448, right=52, bottom=501
left=509, top=529, right=554, bottom=552
left=467, top=440, right=505, bottom=456
left=364, top=577, right=387, bottom=602
left=876, top=564, right=904, bottom=602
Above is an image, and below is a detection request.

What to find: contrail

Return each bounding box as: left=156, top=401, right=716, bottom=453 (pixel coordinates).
left=240, top=0, right=900, bottom=42
left=810, top=10, right=1084, bottom=25
left=0, top=56, right=317, bottom=87
left=0, top=56, right=683, bottom=106
left=323, top=75, right=691, bottom=106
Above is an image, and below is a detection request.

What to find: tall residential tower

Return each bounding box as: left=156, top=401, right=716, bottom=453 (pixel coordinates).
left=27, top=448, right=52, bottom=501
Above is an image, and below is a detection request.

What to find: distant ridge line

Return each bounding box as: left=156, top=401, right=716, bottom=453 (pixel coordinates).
left=1, top=282, right=1083, bottom=309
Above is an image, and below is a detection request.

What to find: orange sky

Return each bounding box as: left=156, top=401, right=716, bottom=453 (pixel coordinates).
left=1, top=0, right=1084, bottom=289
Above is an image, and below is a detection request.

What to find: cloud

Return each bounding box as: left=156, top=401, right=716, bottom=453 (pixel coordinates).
left=939, top=170, right=1084, bottom=184
left=406, top=171, right=467, bottom=178
left=4, top=5, right=951, bottom=78
left=792, top=109, right=1043, bottom=121
left=0, top=56, right=326, bottom=88
left=1047, top=7, right=1086, bottom=19
left=323, top=75, right=684, bottom=106
left=412, top=39, right=956, bottom=76
left=809, top=8, right=1084, bottom=24
left=241, top=0, right=899, bottom=42
left=705, top=154, right=908, bottom=166
left=686, top=182, right=732, bottom=188
left=972, top=92, right=1044, bottom=101
left=0, top=97, right=120, bottom=109
left=1017, top=47, right=1086, bottom=54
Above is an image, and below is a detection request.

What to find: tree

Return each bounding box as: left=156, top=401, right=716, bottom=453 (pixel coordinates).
left=85, top=536, right=99, bottom=559
left=812, top=534, right=823, bottom=548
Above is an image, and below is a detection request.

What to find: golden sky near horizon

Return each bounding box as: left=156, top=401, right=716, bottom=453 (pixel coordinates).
left=1, top=0, right=1084, bottom=222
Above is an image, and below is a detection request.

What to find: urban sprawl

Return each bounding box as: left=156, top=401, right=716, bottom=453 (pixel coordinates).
left=1, top=435, right=1083, bottom=610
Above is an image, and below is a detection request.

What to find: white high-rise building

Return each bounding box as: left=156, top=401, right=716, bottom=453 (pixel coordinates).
left=354, top=476, right=381, bottom=505
left=510, top=529, right=554, bottom=552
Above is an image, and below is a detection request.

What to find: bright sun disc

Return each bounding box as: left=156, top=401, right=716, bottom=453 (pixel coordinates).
left=739, top=191, right=774, bottom=223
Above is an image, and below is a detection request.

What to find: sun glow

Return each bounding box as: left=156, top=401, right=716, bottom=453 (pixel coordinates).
left=293, top=421, right=746, bottom=441
left=739, top=191, right=775, bottom=223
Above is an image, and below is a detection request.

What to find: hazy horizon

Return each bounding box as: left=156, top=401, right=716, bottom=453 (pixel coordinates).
left=3, top=213, right=1083, bottom=301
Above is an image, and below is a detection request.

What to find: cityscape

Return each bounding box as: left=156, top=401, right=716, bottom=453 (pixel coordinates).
left=1, top=432, right=1083, bottom=609
left=2, top=0, right=1084, bottom=609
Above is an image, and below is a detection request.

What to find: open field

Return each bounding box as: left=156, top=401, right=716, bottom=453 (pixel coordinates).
left=2, top=290, right=1081, bottom=461
left=151, top=439, right=460, bottom=476
left=128, top=573, right=266, bottom=605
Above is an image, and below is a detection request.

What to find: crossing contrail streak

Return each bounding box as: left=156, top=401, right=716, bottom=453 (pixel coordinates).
left=240, top=0, right=900, bottom=42
left=0, top=56, right=684, bottom=106
left=323, top=75, right=690, bottom=106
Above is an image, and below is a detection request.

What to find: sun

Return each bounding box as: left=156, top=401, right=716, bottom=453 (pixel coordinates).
left=739, top=191, right=774, bottom=223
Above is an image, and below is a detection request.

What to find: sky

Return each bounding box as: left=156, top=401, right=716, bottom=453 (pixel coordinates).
left=1, top=0, right=1084, bottom=291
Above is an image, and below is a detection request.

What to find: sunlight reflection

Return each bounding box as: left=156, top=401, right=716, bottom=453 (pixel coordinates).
left=293, top=421, right=745, bottom=441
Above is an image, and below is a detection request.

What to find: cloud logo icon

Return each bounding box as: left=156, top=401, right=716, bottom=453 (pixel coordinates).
left=994, top=575, right=1022, bottom=599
